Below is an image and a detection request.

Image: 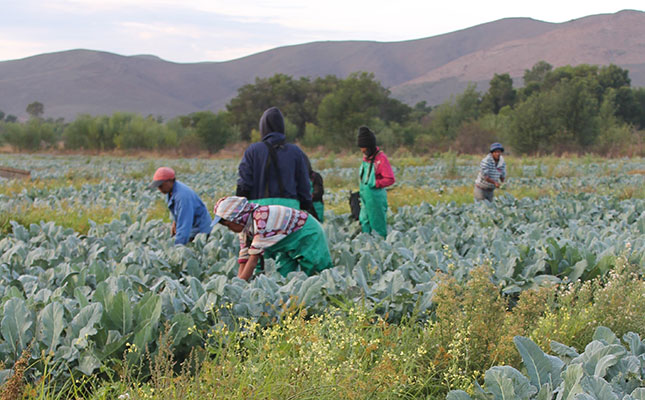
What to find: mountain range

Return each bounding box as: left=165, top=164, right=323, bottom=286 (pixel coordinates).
left=1, top=9, right=643, bottom=121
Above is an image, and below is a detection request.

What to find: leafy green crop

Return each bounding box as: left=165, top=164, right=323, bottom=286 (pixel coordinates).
left=448, top=327, right=645, bottom=400
left=0, top=155, right=643, bottom=385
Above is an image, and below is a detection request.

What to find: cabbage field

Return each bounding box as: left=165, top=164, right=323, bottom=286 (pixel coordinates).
left=0, top=154, right=644, bottom=397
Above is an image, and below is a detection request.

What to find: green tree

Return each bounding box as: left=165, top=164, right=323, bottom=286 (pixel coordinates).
left=63, top=114, right=104, bottom=150
left=191, top=111, right=237, bottom=153
left=425, top=84, right=481, bottom=145
left=0, top=110, right=5, bottom=121
left=316, top=72, right=390, bottom=149
left=519, top=61, right=553, bottom=100
left=552, top=77, right=600, bottom=147
left=5, top=115, right=17, bottom=123
left=227, top=74, right=310, bottom=140
left=4, top=119, right=56, bottom=151
left=508, top=90, right=559, bottom=153
left=509, top=76, right=600, bottom=153
left=26, top=101, right=44, bottom=119
left=481, top=73, right=516, bottom=115
left=523, top=61, right=553, bottom=86
left=598, top=64, right=630, bottom=92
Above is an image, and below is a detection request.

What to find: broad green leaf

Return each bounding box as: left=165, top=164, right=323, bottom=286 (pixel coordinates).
left=630, top=388, right=645, bottom=400
left=447, top=391, right=472, bottom=400
left=76, top=351, right=101, bottom=375
left=132, top=323, right=157, bottom=356
left=623, top=332, right=645, bottom=357
left=557, top=364, right=584, bottom=400
left=169, top=313, right=194, bottom=347
left=133, top=292, right=161, bottom=328
left=71, top=303, right=103, bottom=349
left=567, top=260, right=587, bottom=282
left=514, top=336, right=564, bottom=389
left=1, top=298, right=33, bottom=355
left=551, top=341, right=579, bottom=361
left=579, top=376, right=618, bottom=400
left=104, top=291, right=133, bottom=335
left=593, top=354, right=618, bottom=378
left=94, top=330, right=132, bottom=361
left=485, top=366, right=537, bottom=400
left=536, top=383, right=553, bottom=400
left=593, top=326, right=619, bottom=345
left=38, top=301, right=65, bottom=354
left=571, top=341, right=625, bottom=376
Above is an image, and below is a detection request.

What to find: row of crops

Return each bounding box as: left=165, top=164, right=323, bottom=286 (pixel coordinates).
left=0, top=155, right=644, bottom=390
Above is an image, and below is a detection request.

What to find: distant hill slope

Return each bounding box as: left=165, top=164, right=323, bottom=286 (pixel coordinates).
left=0, top=10, right=643, bottom=121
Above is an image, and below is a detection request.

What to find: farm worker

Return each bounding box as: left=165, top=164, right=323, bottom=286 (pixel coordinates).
left=474, top=142, right=506, bottom=201
left=357, top=126, right=395, bottom=238
left=305, top=156, right=325, bottom=222
left=236, top=106, right=316, bottom=216
left=212, top=196, right=333, bottom=281
left=149, top=167, right=212, bottom=245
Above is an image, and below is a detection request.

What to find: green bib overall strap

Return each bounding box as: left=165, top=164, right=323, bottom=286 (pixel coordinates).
left=359, top=150, right=380, bottom=186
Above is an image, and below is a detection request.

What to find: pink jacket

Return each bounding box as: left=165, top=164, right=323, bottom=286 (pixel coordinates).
left=363, top=149, right=395, bottom=189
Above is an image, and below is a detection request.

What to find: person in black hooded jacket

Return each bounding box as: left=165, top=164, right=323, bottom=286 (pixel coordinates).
left=236, top=107, right=315, bottom=215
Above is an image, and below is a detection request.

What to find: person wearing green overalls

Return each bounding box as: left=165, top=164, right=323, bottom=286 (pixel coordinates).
left=212, top=196, right=333, bottom=280
left=357, top=126, right=395, bottom=238
left=236, top=107, right=318, bottom=266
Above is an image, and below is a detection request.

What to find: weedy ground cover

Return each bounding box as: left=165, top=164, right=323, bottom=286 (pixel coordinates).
left=6, top=256, right=642, bottom=399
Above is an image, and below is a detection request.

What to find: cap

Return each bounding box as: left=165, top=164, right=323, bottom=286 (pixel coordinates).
left=489, top=142, right=504, bottom=153
left=210, top=216, right=222, bottom=229
left=149, top=167, right=175, bottom=189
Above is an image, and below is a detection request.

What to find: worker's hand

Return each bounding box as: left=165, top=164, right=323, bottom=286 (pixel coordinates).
left=238, top=255, right=259, bottom=281
left=494, top=181, right=501, bottom=188
left=171, top=221, right=176, bottom=236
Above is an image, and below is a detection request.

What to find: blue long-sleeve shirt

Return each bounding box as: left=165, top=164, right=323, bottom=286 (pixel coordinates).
left=166, top=180, right=212, bottom=245
left=236, top=132, right=312, bottom=205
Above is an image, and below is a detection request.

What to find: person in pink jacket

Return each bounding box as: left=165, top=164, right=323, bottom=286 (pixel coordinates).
left=357, top=126, right=395, bottom=237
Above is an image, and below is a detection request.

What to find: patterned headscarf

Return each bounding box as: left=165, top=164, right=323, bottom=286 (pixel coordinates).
left=213, top=196, right=259, bottom=226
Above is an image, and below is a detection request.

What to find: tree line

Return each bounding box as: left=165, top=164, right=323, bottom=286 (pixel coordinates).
left=1, top=63, right=644, bottom=155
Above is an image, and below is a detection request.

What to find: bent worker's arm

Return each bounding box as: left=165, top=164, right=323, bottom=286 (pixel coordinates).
left=484, top=176, right=500, bottom=187
left=239, top=254, right=260, bottom=281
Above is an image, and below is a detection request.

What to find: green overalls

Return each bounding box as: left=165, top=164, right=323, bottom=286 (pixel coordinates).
left=266, top=216, right=333, bottom=276
left=359, top=155, right=388, bottom=238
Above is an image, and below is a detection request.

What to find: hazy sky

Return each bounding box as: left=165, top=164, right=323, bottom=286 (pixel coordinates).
left=2, top=0, right=643, bottom=63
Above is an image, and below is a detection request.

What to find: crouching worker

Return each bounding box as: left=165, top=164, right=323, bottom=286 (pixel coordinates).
left=150, top=167, right=212, bottom=245
left=212, top=196, right=333, bottom=281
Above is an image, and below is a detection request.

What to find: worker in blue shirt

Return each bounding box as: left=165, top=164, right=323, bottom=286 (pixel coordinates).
left=150, top=167, right=212, bottom=245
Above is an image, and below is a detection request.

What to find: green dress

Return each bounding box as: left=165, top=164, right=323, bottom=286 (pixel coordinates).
left=359, top=159, right=388, bottom=238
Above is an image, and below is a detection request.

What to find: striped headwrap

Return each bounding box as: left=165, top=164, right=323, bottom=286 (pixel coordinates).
left=213, top=196, right=259, bottom=226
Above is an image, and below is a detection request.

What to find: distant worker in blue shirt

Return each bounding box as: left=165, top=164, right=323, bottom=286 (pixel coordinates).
left=150, top=167, right=212, bottom=245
